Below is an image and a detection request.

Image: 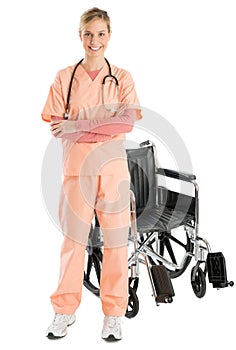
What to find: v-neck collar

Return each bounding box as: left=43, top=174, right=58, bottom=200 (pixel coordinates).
left=86, top=69, right=102, bottom=81
left=75, top=61, right=109, bottom=84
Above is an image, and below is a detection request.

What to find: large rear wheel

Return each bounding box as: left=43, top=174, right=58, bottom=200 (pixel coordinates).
left=83, top=247, right=102, bottom=296
left=83, top=248, right=140, bottom=318
left=125, top=286, right=139, bottom=318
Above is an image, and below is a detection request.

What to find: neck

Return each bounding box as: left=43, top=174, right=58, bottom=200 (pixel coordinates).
left=82, top=56, right=105, bottom=71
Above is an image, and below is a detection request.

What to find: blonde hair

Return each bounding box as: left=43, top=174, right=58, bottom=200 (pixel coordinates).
left=79, top=7, right=111, bottom=33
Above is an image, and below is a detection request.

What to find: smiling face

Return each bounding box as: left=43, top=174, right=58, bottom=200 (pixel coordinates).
left=79, top=19, right=111, bottom=58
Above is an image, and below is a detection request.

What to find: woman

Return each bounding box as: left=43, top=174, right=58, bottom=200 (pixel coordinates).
left=42, top=7, right=142, bottom=341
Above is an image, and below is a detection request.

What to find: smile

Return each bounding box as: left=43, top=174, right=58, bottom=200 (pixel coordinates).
left=89, top=46, right=102, bottom=51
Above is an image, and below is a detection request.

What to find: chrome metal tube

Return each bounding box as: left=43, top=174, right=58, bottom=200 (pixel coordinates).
left=141, top=244, right=194, bottom=270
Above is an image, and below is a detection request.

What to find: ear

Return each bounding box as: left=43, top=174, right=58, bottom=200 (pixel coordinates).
left=79, top=31, right=83, bottom=41
left=108, top=30, right=112, bottom=41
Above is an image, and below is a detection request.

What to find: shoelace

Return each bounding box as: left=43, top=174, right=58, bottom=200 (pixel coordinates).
left=106, top=317, right=121, bottom=329
left=53, top=314, right=68, bottom=325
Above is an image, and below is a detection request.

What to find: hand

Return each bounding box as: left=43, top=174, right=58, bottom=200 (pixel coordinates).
left=50, top=120, right=78, bottom=137
left=115, top=103, right=128, bottom=117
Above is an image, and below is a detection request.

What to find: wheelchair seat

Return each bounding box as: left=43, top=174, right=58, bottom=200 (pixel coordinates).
left=136, top=204, right=194, bottom=234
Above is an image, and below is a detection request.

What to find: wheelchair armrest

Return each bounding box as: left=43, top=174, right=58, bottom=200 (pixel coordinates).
left=158, top=168, right=196, bottom=182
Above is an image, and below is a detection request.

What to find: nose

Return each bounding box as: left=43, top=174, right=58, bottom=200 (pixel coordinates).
left=90, top=36, right=95, bottom=44
left=90, top=35, right=98, bottom=45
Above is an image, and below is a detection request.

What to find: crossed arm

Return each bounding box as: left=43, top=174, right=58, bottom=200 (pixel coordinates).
left=50, top=108, right=136, bottom=142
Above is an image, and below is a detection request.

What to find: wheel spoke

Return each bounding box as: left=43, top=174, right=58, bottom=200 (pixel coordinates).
left=86, top=255, right=93, bottom=278
left=93, top=254, right=101, bottom=282
left=93, top=247, right=103, bottom=262
left=160, top=239, right=165, bottom=256
left=167, top=233, right=187, bottom=249
left=154, top=231, right=193, bottom=278
left=164, top=237, right=178, bottom=265
left=128, top=300, right=133, bottom=307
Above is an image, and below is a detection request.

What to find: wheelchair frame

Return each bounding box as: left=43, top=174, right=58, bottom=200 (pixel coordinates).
left=128, top=145, right=208, bottom=302
left=83, top=140, right=233, bottom=317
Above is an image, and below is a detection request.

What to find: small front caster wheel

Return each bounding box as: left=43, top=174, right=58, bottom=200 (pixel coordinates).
left=191, top=266, right=206, bottom=298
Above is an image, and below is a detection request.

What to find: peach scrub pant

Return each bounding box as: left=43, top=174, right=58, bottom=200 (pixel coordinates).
left=50, top=171, right=130, bottom=316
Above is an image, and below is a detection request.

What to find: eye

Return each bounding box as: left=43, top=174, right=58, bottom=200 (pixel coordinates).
left=99, top=33, right=105, bottom=37
left=84, top=33, right=91, bottom=37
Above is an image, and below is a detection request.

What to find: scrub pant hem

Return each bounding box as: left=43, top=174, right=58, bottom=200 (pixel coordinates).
left=52, top=306, right=78, bottom=315
left=103, top=310, right=127, bottom=317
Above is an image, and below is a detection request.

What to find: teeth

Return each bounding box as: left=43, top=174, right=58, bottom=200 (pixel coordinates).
left=90, top=47, right=101, bottom=51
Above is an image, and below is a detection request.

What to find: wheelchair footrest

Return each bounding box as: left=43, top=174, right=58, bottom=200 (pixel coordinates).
left=151, top=265, right=175, bottom=303
left=206, top=252, right=234, bottom=288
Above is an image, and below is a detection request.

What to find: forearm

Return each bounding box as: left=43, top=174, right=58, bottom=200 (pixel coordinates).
left=50, top=108, right=136, bottom=142
left=76, top=108, right=136, bottom=136
left=61, top=130, right=112, bottom=143
left=50, top=118, right=112, bottom=142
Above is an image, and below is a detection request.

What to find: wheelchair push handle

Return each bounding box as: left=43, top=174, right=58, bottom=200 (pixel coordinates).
left=139, top=140, right=153, bottom=147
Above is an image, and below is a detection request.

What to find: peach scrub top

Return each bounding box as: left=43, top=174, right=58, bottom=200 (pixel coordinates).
left=42, top=62, right=142, bottom=177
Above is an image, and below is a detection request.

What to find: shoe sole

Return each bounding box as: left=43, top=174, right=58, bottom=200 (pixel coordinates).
left=47, top=333, right=66, bottom=340
left=47, top=320, right=76, bottom=340
left=102, top=335, right=122, bottom=342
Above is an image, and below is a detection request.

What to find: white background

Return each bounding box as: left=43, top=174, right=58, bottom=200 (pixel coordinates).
left=0, top=0, right=235, bottom=349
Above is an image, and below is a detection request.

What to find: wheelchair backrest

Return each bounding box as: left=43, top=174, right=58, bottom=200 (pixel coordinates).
left=126, top=145, right=158, bottom=214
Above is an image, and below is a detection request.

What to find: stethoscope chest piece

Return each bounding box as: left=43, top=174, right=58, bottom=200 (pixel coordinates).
left=64, top=110, right=70, bottom=120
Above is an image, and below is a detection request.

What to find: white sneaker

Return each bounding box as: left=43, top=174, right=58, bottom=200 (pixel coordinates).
left=101, top=316, right=122, bottom=341
left=46, top=314, right=76, bottom=339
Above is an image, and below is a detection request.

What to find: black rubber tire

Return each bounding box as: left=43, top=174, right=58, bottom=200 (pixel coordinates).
left=125, top=286, right=139, bottom=319
left=191, top=266, right=206, bottom=298
left=84, top=250, right=139, bottom=318
left=83, top=249, right=102, bottom=296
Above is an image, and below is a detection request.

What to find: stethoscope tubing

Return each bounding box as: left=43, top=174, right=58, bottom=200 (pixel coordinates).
left=64, top=58, right=119, bottom=119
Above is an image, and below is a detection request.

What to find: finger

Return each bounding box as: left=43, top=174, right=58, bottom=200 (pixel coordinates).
left=51, top=127, right=59, bottom=133
left=51, top=121, right=66, bottom=130
left=54, top=130, right=63, bottom=138
left=121, top=103, right=128, bottom=112
left=116, top=105, right=127, bottom=116
left=50, top=124, right=61, bottom=131
left=51, top=127, right=61, bottom=135
left=51, top=121, right=63, bottom=127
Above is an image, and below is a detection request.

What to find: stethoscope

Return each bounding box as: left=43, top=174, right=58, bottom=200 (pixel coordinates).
left=64, top=58, right=120, bottom=119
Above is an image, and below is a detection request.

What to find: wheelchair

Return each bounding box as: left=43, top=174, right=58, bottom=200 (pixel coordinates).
left=83, top=140, right=233, bottom=318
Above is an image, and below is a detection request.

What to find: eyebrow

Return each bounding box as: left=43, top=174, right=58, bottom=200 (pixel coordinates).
left=84, top=30, right=106, bottom=33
